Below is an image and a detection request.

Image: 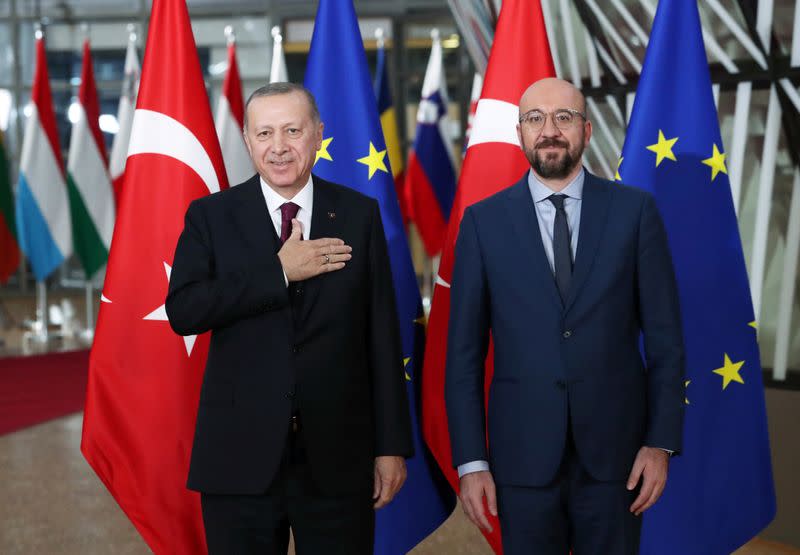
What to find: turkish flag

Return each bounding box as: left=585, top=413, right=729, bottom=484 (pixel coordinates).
left=420, top=1, right=555, bottom=553
left=80, top=1, right=228, bottom=554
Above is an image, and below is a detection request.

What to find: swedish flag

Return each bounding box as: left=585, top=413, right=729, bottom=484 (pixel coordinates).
left=619, top=2, right=776, bottom=553
left=304, top=1, right=454, bottom=553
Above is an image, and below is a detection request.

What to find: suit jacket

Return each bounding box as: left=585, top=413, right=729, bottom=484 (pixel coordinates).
left=165, top=174, right=413, bottom=496
left=445, top=171, right=685, bottom=487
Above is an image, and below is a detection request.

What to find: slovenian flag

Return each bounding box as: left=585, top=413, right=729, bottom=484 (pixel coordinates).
left=15, top=32, right=72, bottom=282
left=405, top=31, right=457, bottom=256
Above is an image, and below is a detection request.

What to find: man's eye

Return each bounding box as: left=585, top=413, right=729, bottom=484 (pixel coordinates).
left=530, top=114, right=544, bottom=123
left=556, top=112, right=572, bottom=122
left=287, top=128, right=300, bottom=135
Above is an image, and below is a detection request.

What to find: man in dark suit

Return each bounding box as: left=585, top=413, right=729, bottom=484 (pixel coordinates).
left=165, top=82, right=413, bottom=555
left=446, top=77, right=685, bottom=555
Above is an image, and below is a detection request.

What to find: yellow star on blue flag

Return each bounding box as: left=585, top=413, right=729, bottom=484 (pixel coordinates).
left=357, top=141, right=388, bottom=179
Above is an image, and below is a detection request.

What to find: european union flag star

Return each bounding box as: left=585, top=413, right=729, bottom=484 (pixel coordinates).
left=357, top=141, right=388, bottom=179
left=713, top=354, right=745, bottom=390
left=404, top=357, right=412, bottom=382
left=615, top=156, right=623, bottom=181
left=315, top=136, right=333, bottom=165
left=646, top=129, right=678, bottom=167
left=701, top=144, right=728, bottom=181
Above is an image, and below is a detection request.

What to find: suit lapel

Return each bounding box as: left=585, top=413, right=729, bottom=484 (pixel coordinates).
left=233, top=175, right=281, bottom=256
left=564, top=172, right=611, bottom=313
left=298, top=176, right=343, bottom=323
left=507, top=175, right=563, bottom=312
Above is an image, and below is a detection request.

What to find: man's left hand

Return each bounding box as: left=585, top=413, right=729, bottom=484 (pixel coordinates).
left=373, top=456, right=407, bottom=509
left=627, top=446, right=669, bottom=516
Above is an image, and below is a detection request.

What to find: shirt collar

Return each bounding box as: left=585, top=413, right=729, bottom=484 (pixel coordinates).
left=260, top=174, right=314, bottom=214
left=528, top=167, right=585, bottom=203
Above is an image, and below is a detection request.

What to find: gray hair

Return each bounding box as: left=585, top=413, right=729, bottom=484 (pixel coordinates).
left=243, top=82, right=321, bottom=130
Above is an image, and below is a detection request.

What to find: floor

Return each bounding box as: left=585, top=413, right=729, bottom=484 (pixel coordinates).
left=1, top=413, right=798, bottom=555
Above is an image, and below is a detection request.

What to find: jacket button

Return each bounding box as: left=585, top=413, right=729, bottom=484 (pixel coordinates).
left=562, top=330, right=572, bottom=339
left=292, top=345, right=300, bottom=354
left=555, top=379, right=566, bottom=390
left=286, top=391, right=295, bottom=399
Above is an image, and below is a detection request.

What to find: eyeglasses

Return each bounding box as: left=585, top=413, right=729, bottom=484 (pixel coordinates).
left=518, top=108, right=587, bottom=130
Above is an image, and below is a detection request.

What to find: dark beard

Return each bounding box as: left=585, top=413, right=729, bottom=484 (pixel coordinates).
left=526, top=138, right=582, bottom=180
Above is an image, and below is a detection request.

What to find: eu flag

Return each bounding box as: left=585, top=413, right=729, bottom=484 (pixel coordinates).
left=304, top=1, right=455, bottom=553
left=619, top=2, right=776, bottom=553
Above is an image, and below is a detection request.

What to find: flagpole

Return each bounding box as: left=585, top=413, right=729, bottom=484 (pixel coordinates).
left=28, top=24, right=49, bottom=349
left=30, top=281, right=49, bottom=348
left=80, top=22, right=95, bottom=344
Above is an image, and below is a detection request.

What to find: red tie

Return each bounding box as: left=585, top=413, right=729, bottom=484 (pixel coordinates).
left=280, top=202, right=301, bottom=245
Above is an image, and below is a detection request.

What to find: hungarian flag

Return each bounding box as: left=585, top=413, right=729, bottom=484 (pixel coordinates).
left=270, top=26, right=288, bottom=83
left=420, top=0, right=555, bottom=552
left=81, top=0, right=229, bottom=553
left=108, top=34, right=139, bottom=207
left=67, top=39, right=115, bottom=278
left=374, top=40, right=409, bottom=224
left=405, top=31, right=457, bottom=256
left=15, top=34, right=72, bottom=282
left=0, top=130, right=20, bottom=283
left=215, top=40, right=254, bottom=187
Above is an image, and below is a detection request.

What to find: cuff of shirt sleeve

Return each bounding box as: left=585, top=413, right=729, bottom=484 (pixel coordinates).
left=457, top=460, right=490, bottom=478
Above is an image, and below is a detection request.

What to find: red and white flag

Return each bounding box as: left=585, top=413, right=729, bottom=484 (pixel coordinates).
left=215, top=39, right=254, bottom=186
left=108, top=33, right=139, bottom=207
left=420, top=1, right=555, bottom=552
left=81, top=1, right=229, bottom=553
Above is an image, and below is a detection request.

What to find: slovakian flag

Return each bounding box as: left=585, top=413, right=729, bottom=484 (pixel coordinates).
left=215, top=38, right=254, bottom=186
left=0, top=130, right=20, bottom=284
left=304, top=1, right=455, bottom=552
left=374, top=39, right=409, bottom=224
left=405, top=31, right=457, bottom=256
left=81, top=0, right=229, bottom=553
left=15, top=33, right=72, bottom=282
left=421, top=0, right=555, bottom=552
left=67, top=39, right=115, bottom=278
left=619, top=2, right=776, bottom=553
left=108, top=34, right=140, bottom=207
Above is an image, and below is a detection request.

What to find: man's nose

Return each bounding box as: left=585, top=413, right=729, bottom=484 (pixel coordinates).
left=271, top=132, right=288, bottom=153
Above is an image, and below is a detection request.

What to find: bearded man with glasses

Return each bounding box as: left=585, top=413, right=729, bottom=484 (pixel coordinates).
left=446, top=77, right=685, bottom=555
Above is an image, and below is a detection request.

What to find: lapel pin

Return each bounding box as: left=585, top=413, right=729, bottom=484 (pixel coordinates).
left=328, top=211, right=336, bottom=219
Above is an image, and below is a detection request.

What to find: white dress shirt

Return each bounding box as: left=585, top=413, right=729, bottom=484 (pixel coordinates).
left=259, top=175, right=314, bottom=240
left=259, top=176, right=313, bottom=286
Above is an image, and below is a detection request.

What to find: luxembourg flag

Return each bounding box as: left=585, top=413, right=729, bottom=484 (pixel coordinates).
left=405, top=30, right=457, bottom=256
left=67, top=39, right=115, bottom=279
left=15, top=32, right=72, bottom=282
left=215, top=37, right=254, bottom=186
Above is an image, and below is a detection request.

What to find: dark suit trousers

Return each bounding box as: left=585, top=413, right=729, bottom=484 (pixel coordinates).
left=496, top=429, right=642, bottom=555
left=200, top=421, right=374, bottom=555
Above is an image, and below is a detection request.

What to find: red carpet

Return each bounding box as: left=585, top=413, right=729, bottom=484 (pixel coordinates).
left=0, top=349, right=89, bottom=436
